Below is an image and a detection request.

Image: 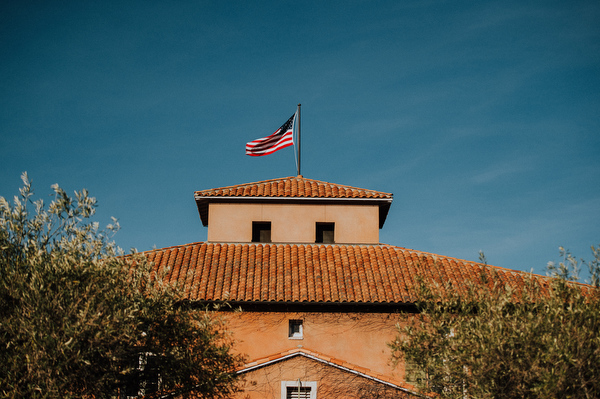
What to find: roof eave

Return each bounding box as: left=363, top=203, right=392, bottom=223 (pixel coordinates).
left=194, top=196, right=394, bottom=228
left=183, top=299, right=418, bottom=313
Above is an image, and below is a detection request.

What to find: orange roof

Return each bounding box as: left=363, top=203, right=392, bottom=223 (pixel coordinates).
left=145, top=242, right=548, bottom=305
left=194, top=176, right=393, bottom=228
left=194, top=175, right=393, bottom=199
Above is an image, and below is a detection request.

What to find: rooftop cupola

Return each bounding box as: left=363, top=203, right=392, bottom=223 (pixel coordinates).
left=194, top=176, right=393, bottom=244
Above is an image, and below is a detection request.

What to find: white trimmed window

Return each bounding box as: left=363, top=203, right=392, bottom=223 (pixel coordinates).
left=288, top=319, right=303, bottom=339
left=281, top=380, right=317, bottom=399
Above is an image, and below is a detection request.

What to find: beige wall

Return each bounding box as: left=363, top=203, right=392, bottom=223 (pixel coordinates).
left=207, top=203, right=380, bottom=244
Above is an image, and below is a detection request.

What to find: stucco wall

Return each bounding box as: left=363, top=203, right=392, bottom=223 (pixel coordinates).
left=207, top=203, right=380, bottom=244
left=224, top=310, right=409, bottom=396
left=239, top=355, right=415, bottom=399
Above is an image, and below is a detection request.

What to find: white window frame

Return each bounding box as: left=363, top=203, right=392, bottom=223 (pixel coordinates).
left=288, top=319, right=303, bottom=340
left=281, top=380, right=317, bottom=399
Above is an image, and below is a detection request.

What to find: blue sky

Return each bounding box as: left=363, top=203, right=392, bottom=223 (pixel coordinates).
left=1, top=0, right=599, bottom=277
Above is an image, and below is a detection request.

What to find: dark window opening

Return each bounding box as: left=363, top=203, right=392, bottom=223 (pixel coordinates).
left=252, top=222, right=271, bottom=243
left=122, top=353, right=159, bottom=398
left=315, top=222, right=334, bottom=243
left=289, top=319, right=303, bottom=339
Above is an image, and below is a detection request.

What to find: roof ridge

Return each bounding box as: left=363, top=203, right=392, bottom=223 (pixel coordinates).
left=194, top=176, right=393, bottom=198
left=287, top=175, right=393, bottom=196
left=195, top=176, right=298, bottom=193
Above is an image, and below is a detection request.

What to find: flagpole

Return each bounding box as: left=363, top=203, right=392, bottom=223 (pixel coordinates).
left=297, top=103, right=301, bottom=176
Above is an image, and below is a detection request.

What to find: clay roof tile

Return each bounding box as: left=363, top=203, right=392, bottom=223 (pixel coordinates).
left=194, top=176, right=392, bottom=200
left=140, top=242, right=560, bottom=305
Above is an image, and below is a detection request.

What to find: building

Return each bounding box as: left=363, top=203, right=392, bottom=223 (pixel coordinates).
left=145, top=175, right=545, bottom=398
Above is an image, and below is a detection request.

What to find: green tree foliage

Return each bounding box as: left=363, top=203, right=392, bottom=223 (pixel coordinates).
left=0, top=173, right=243, bottom=398
left=390, top=247, right=600, bottom=399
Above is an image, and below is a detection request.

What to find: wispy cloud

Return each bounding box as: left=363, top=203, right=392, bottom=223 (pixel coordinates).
left=470, top=158, right=532, bottom=184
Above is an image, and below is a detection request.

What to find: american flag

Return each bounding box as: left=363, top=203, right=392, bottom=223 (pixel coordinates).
left=246, top=112, right=296, bottom=156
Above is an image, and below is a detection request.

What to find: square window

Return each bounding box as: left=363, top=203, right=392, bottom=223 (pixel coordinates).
left=288, top=319, right=303, bottom=339
left=252, top=221, right=271, bottom=243
left=315, top=222, right=334, bottom=243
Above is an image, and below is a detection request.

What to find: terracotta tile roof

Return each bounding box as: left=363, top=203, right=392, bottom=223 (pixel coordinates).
left=194, top=176, right=393, bottom=228
left=237, top=347, right=419, bottom=395
left=144, top=242, right=551, bottom=305
left=194, top=176, right=393, bottom=199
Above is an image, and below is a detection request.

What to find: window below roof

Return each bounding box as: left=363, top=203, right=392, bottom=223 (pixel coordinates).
left=288, top=319, right=303, bottom=339
left=252, top=221, right=272, bottom=243
left=282, top=381, right=317, bottom=399
left=315, top=222, right=334, bottom=244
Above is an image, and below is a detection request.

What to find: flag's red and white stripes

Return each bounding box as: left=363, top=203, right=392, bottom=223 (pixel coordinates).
left=246, top=112, right=296, bottom=156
